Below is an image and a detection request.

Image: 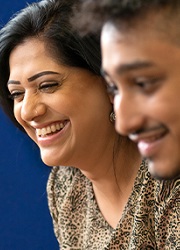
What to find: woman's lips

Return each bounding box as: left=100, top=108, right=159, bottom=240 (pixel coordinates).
left=36, top=121, right=68, bottom=137
left=36, top=120, right=70, bottom=146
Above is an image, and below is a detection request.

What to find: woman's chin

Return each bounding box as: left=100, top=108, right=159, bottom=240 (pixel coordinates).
left=40, top=152, right=58, bottom=167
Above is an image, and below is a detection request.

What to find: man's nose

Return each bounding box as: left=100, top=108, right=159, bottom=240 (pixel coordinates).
left=114, top=93, right=145, bottom=136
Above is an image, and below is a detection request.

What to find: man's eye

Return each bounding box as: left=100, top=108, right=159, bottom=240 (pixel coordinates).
left=39, top=82, right=59, bottom=93
left=136, top=80, right=151, bottom=87
left=135, top=77, right=159, bottom=89
left=8, top=91, right=24, bottom=100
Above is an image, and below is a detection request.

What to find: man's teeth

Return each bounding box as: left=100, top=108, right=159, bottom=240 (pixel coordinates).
left=36, top=123, right=65, bottom=137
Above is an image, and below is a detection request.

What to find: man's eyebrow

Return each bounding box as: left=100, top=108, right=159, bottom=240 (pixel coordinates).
left=115, top=61, right=155, bottom=75
left=28, top=71, right=59, bottom=82
left=101, top=61, right=155, bottom=78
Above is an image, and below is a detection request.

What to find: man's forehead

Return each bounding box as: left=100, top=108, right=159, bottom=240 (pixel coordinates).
left=101, top=9, right=171, bottom=35
left=101, top=14, right=176, bottom=50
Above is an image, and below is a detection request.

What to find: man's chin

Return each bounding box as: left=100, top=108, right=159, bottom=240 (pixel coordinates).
left=147, top=159, right=180, bottom=181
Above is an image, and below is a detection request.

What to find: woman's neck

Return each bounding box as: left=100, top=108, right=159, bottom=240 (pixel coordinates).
left=81, top=136, right=141, bottom=188
left=81, top=137, right=142, bottom=228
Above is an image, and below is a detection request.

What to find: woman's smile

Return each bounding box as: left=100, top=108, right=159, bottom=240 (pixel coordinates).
left=35, top=120, right=70, bottom=147
left=36, top=120, right=69, bottom=137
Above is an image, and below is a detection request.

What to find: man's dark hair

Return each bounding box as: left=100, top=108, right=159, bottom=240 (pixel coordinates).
left=0, top=0, right=101, bottom=131
left=73, top=0, right=180, bottom=34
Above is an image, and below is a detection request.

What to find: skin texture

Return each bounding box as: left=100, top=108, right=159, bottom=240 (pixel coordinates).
left=101, top=21, right=180, bottom=180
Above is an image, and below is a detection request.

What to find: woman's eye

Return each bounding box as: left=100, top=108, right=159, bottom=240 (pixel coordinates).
left=8, top=91, right=24, bottom=101
left=39, top=82, right=59, bottom=93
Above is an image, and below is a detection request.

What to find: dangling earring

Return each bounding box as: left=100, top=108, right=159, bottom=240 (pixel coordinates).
left=110, top=111, right=116, bottom=122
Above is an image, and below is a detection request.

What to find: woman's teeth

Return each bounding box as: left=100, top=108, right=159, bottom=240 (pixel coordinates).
left=36, top=122, right=65, bottom=137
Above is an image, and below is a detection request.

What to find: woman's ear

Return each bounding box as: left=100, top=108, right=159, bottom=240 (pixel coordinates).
left=109, top=94, right=114, bottom=104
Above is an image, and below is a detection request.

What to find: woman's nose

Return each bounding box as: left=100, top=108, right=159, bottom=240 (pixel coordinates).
left=20, top=93, right=46, bottom=121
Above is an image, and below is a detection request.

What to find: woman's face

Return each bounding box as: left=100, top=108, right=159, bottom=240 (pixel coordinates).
left=8, top=38, right=113, bottom=167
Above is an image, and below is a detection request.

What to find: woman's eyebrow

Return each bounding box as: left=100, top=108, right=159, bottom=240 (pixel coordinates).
left=27, top=71, right=59, bottom=82
left=7, top=80, right=20, bottom=86
left=7, top=71, right=60, bottom=86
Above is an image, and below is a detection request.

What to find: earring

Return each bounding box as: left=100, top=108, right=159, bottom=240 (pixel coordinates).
left=110, top=111, right=116, bottom=122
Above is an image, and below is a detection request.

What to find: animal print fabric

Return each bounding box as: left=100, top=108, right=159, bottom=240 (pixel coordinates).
left=47, top=161, right=180, bottom=249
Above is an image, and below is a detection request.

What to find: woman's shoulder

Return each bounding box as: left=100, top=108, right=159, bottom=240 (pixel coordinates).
left=47, top=166, right=87, bottom=240
left=47, top=166, right=84, bottom=200
left=48, top=166, right=80, bottom=183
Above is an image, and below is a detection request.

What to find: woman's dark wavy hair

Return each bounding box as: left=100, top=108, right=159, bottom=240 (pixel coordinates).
left=0, top=0, right=101, bottom=131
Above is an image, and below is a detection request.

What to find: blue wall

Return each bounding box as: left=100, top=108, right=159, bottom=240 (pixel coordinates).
left=0, top=1, right=59, bottom=249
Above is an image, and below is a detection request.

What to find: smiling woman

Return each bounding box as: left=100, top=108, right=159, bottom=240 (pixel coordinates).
left=0, top=1, right=59, bottom=250
left=7, top=37, right=112, bottom=168
left=0, top=0, right=178, bottom=249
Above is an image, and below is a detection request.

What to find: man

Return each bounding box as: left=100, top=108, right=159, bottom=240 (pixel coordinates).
left=74, top=0, right=180, bottom=180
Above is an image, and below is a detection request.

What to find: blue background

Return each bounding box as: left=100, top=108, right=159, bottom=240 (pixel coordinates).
left=0, top=1, right=59, bottom=249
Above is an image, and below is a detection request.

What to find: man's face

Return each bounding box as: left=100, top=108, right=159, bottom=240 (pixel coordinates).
left=101, top=21, right=180, bottom=179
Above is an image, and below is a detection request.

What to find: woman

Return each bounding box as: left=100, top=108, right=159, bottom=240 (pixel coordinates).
left=0, top=0, right=166, bottom=249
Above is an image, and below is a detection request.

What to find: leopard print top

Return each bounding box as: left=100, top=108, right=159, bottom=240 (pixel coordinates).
left=47, top=161, right=180, bottom=249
